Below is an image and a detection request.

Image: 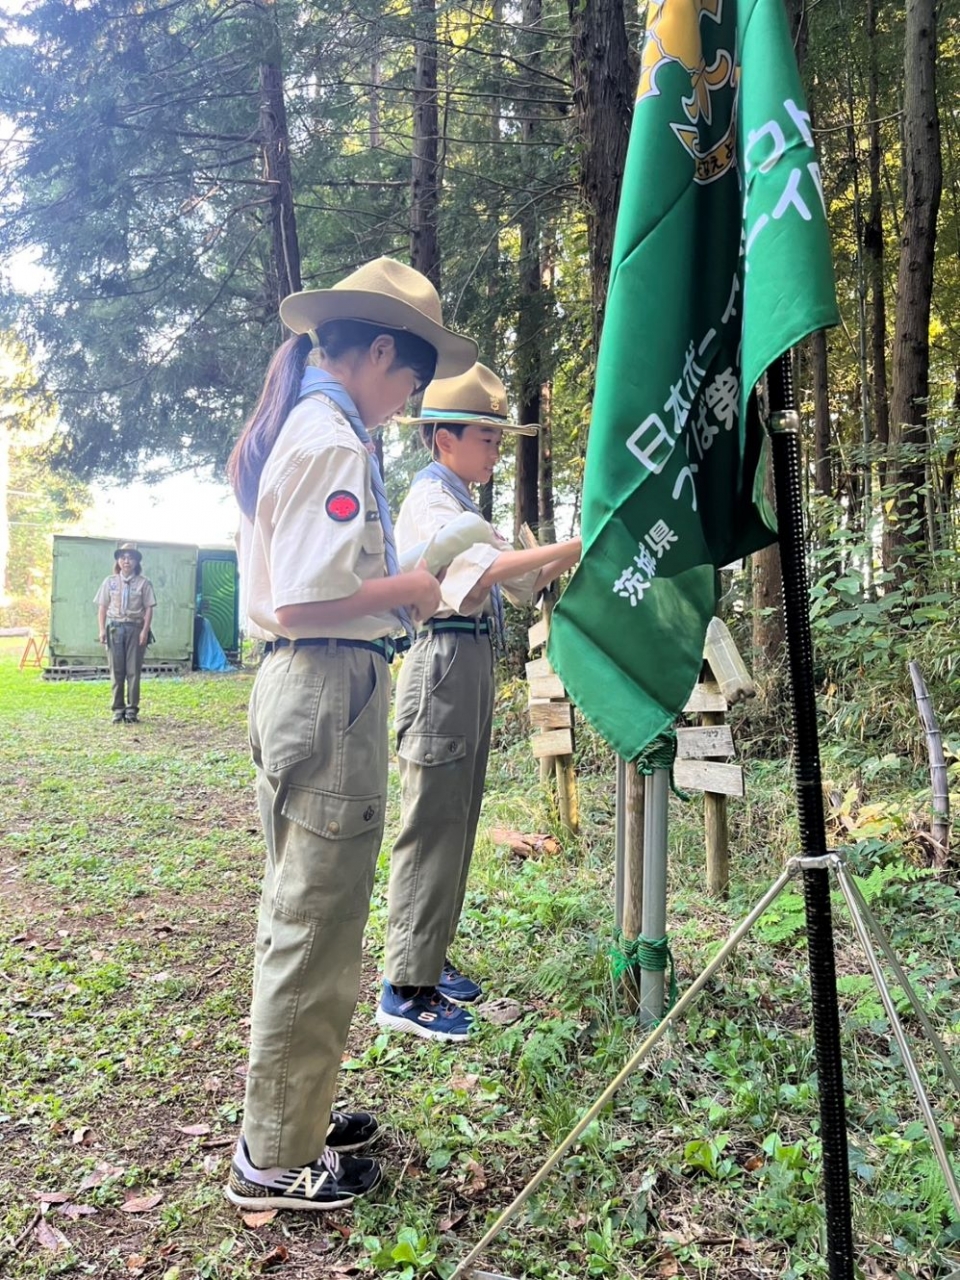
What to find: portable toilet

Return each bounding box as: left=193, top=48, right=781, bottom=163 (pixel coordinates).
left=48, top=535, right=197, bottom=676
left=195, top=547, right=240, bottom=665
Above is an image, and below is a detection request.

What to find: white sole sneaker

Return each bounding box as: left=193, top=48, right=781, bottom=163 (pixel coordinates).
left=375, top=1007, right=470, bottom=1042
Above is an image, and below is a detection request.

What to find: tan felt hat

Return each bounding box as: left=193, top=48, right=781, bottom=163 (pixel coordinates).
left=400, top=362, right=539, bottom=436
left=279, top=257, right=477, bottom=379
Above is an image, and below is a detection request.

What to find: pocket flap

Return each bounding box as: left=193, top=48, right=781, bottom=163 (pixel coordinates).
left=281, top=786, right=382, bottom=839
left=398, top=732, right=466, bottom=767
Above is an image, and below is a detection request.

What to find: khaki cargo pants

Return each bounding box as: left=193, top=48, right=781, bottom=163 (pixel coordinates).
left=107, top=621, right=145, bottom=713
left=383, top=629, right=494, bottom=987
left=244, top=642, right=389, bottom=1169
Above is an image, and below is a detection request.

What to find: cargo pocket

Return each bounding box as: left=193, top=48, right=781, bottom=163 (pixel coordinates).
left=397, top=733, right=469, bottom=819
left=275, top=786, right=384, bottom=922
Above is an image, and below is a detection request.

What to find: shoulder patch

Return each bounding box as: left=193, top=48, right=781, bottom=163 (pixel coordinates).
left=325, top=490, right=361, bottom=523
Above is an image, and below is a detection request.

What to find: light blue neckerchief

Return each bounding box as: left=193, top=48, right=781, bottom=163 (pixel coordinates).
left=299, top=368, right=413, bottom=640
left=415, top=460, right=505, bottom=644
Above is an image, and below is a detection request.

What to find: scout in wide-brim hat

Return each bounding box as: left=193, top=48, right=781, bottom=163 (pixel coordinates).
left=113, top=542, right=142, bottom=565
left=398, top=363, right=539, bottom=437
left=279, top=257, right=477, bottom=380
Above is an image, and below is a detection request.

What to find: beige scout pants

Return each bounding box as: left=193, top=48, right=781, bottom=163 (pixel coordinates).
left=244, top=643, right=389, bottom=1169
left=384, top=629, right=494, bottom=987
left=107, top=622, right=145, bottom=712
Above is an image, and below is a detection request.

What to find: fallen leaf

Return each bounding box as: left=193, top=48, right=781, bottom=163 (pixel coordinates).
left=331, top=1224, right=352, bottom=1239
left=202, top=1155, right=221, bottom=1175
left=744, top=1155, right=764, bottom=1171
left=60, top=1203, right=97, bottom=1220
left=658, top=1252, right=679, bottom=1278
left=148, top=971, right=174, bottom=983
left=438, top=1210, right=468, bottom=1232
left=77, top=1161, right=125, bottom=1192
left=242, top=1209, right=278, bottom=1228
left=475, top=997, right=523, bottom=1026
left=462, top=1159, right=487, bottom=1197
left=35, top=1219, right=71, bottom=1252
left=127, top=1255, right=148, bottom=1271
left=259, top=1244, right=289, bottom=1271
left=176, top=1123, right=211, bottom=1137
left=448, top=1073, right=479, bottom=1092
left=37, top=1191, right=70, bottom=1205
left=202, top=1076, right=222, bottom=1094
left=120, top=1193, right=164, bottom=1214
left=72, top=1126, right=93, bottom=1146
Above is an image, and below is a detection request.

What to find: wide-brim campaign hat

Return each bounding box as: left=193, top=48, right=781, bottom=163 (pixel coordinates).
left=113, top=542, right=142, bottom=563
left=398, top=363, right=539, bottom=436
left=279, top=257, right=477, bottom=379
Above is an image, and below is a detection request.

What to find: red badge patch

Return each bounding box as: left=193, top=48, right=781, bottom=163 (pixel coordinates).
left=325, top=490, right=361, bottom=523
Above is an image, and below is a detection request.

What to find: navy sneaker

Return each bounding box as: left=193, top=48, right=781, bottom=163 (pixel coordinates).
left=326, top=1109, right=379, bottom=1153
left=225, top=1136, right=381, bottom=1211
left=437, top=958, right=482, bottom=1004
left=375, top=983, right=472, bottom=1041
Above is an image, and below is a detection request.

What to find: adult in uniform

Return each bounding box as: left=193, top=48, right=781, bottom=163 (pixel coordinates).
left=95, top=543, right=156, bottom=723
left=224, top=258, right=476, bottom=1210
left=376, top=364, right=581, bottom=1041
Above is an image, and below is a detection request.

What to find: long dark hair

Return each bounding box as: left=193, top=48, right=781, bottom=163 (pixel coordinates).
left=228, top=320, right=438, bottom=518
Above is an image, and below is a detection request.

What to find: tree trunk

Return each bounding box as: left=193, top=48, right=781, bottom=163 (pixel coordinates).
left=865, top=0, right=889, bottom=486
left=410, top=0, right=440, bottom=288
left=811, top=329, right=831, bottom=498
left=882, top=0, right=941, bottom=579
left=567, top=0, right=634, bottom=346
left=258, top=1, right=301, bottom=309
left=514, top=0, right=544, bottom=536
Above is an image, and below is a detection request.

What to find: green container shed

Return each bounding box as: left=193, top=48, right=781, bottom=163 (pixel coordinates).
left=49, top=535, right=198, bottom=673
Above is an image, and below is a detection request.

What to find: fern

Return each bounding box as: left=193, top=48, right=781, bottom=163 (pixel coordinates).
left=853, top=861, right=931, bottom=907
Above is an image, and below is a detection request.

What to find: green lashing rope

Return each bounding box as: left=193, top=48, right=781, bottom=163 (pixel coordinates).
left=610, top=930, right=679, bottom=1013
left=633, top=727, right=690, bottom=800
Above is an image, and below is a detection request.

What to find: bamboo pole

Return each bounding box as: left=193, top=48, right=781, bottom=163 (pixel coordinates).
left=908, top=661, right=950, bottom=861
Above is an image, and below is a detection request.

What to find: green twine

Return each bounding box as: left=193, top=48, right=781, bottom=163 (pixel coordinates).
left=633, top=727, right=690, bottom=800
left=610, top=930, right=679, bottom=1013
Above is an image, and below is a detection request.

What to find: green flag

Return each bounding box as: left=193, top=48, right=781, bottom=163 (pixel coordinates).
left=548, top=0, right=838, bottom=762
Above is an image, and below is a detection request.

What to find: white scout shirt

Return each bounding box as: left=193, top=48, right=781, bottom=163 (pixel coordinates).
left=239, top=395, right=397, bottom=642
left=395, top=477, right=539, bottom=618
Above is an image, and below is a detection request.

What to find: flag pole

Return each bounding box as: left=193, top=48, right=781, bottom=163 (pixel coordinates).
left=765, top=354, right=855, bottom=1280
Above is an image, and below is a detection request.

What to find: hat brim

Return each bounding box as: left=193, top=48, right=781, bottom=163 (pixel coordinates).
left=395, top=414, right=539, bottom=438
left=279, top=288, right=478, bottom=379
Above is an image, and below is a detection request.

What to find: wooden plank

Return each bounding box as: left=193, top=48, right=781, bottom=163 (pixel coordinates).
left=528, top=699, right=572, bottom=730
left=683, top=680, right=728, bottom=714
left=530, top=728, right=574, bottom=759
left=676, top=724, right=735, bottom=760
left=518, top=522, right=539, bottom=551
left=525, top=656, right=555, bottom=680
left=674, top=759, right=744, bottom=798
left=528, top=618, right=549, bottom=651
left=528, top=673, right=566, bottom=700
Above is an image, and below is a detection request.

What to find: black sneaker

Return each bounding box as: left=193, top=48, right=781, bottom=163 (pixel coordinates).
left=112, top=710, right=125, bottom=723
left=225, top=1137, right=382, bottom=1211
left=326, top=1109, right=379, bottom=1153
left=124, top=709, right=139, bottom=723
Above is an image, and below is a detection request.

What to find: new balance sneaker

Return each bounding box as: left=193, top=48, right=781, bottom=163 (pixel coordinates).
left=225, top=1136, right=382, bottom=1211
left=326, top=1109, right=379, bottom=1153
left=437, top=958, right=482, bottom=1004
left=375, top=982, right=472, bottom=1041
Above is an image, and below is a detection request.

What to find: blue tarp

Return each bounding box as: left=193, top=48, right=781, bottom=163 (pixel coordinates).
left=196, top=616, right=235, bottom=672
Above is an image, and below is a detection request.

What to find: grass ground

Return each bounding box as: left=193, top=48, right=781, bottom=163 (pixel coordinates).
left=1, top=637, right=959, bottom=1280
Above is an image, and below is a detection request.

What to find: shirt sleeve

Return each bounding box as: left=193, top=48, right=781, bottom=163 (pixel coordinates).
left=501, top=565, right=541, bottom=608
left=94, top=578, right=112, bottom=606
left=141, top=580, right=157, bottom=608
left=267, top=441, right=373, bottom=609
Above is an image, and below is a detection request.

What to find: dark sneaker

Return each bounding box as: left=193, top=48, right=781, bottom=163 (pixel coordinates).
left=438, top=958, right=482, bottom=1004
left=375, top=982, right=472, bottom=1041
left=327, top=1109, right=379, bottom=1153
left=225, top=1136, right=381, bottom=1211
left=124, top=709, right=139, bottom=723
left=112, top=710, right=125, bottom=723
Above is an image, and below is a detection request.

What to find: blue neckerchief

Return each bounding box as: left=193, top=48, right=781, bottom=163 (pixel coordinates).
left=299, top=369, right=413, bottom=640
left=415, top=460, right=505, bottom=645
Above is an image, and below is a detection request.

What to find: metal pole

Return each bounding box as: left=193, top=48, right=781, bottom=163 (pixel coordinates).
left=833, top=863, right=960, bottom=1215
left=767, top=354, right=854, bottom=1280
left=639, top=768, right=669, bottom=1024
left=449, top=865, right=799, bottom=1280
